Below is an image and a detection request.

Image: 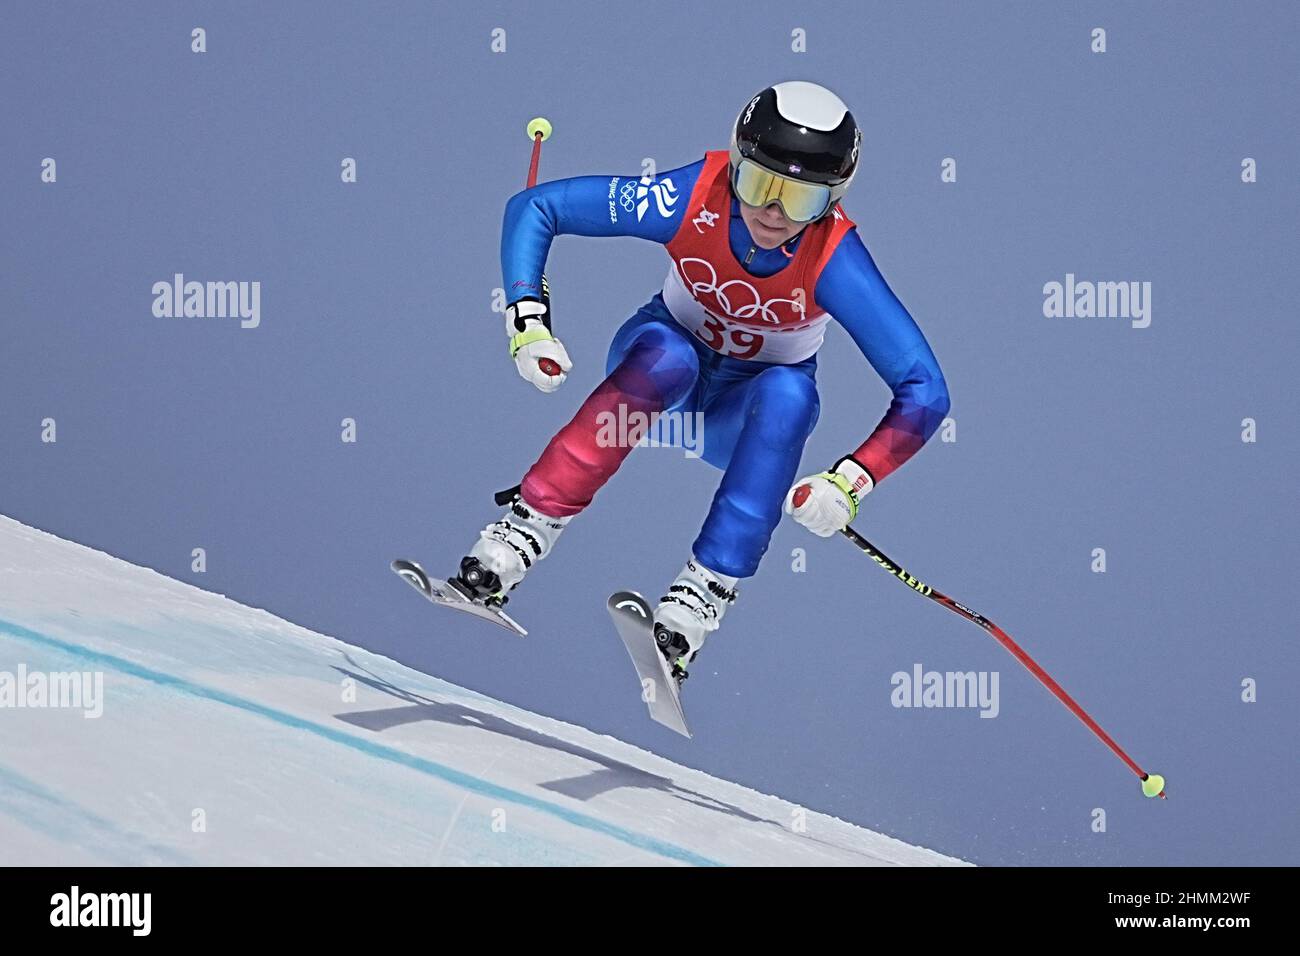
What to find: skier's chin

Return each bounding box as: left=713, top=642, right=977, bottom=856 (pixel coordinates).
left=750, top=223, right=793, bottom=248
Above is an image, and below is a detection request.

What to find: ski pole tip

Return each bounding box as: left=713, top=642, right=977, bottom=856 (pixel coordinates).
left=527, top=117, right=553, bottom=142
left=1141, top=773, right=1166, bottom=799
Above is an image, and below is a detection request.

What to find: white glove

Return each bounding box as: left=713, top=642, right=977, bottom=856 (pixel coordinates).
left=506, top=297, right=571, bottom=393
left=784, top=457, right=875, bottom=537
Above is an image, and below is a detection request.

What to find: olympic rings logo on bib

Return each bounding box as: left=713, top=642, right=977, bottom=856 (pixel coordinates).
left=676, top=257, right=807, bottom=327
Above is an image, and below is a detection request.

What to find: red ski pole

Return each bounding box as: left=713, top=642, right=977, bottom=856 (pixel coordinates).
left=526, top=117, right=550, bottom=188
left=522, top=117, right=562, bottom=380
left=836, top=521, right=1166, bottom=799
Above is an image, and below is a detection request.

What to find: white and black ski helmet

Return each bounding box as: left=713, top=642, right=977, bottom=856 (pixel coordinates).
left=729, top=81, right=861, bottom=220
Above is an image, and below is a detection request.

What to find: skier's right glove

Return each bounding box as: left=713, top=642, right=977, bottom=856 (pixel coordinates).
left=506, top=289, right=571, bottom=394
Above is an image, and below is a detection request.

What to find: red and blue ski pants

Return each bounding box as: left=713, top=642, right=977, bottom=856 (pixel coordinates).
left=519, top=294, right=820, bottom=578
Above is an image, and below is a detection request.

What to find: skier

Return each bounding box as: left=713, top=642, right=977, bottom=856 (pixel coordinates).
left=457, top=81, right=950, bottom=685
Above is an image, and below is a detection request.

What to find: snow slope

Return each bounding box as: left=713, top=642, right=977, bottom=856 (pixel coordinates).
left=0, top=515, right=966, bottom=866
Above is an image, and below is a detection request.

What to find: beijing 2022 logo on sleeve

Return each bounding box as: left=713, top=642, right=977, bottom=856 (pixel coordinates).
left=635, top=177, right=680, bottom=221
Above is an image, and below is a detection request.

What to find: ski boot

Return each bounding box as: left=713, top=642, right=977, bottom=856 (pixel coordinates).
left=652, top=556, right=739, bottom=686
left=454, top=494, right=571, bottom=607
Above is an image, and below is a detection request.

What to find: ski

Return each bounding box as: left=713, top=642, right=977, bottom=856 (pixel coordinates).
left=391, top=558, right=527, bottom=636
left=607, top=590, right=691, bottom=738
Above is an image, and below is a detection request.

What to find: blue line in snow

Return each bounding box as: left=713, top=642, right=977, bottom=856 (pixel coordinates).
left=0, top=618, right=722, bottom=867
left=0, top=759, right=195, bottom=865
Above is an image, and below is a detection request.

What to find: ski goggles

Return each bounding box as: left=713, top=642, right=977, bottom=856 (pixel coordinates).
left=731, top=158, right=833, bottom=223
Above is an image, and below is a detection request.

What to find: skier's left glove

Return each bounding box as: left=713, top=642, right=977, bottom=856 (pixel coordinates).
left=506, top=294, right=571, bottom=394
left=784, top=456, right=875, bottom=537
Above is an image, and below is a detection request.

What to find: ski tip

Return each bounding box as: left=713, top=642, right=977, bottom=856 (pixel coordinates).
left=651, top=706, right=693, bottom=739
left=608, top=591, right=650, bottom=617
left=391, top=559, right=436, bottom=601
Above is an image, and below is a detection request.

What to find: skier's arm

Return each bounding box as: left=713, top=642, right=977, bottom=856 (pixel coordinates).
left=501, top=160, right=703, bottom=301
left=817, top=229, right=950, bottom=484
left=785, top=230, right=950, bottom=535
left=499, top=160, right=702, bottom=392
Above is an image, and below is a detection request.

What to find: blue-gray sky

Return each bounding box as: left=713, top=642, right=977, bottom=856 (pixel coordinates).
left=2, top=1, right=1296, bottom=865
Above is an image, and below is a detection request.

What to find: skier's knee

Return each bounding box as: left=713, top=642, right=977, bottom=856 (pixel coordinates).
left=751, top=367, right=819, bottom=442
